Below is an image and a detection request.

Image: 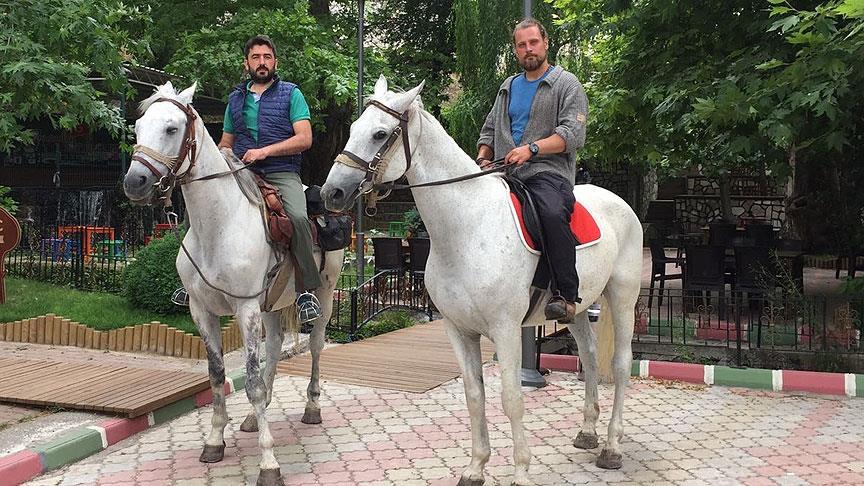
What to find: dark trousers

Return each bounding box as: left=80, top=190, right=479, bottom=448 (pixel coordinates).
left=523, top=172, right=580, bottom=303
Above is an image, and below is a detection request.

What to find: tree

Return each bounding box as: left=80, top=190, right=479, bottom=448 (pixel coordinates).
left=553, top=0, right=864, bottom=247
left=0, top=0, right=151, bottom=152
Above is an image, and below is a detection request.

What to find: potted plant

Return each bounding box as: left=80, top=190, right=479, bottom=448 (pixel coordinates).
left=403, top=207, right=427, bottom=238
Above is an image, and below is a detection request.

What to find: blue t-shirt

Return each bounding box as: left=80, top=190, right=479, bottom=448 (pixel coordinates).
left=508, top=68, right=551, bottom=146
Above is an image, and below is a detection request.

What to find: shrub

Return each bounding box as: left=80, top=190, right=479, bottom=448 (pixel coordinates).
left=123, top=231, right=184, bottom=315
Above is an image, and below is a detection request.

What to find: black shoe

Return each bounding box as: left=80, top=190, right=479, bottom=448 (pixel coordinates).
left=171, top=287, right=190, bottom=306
left=296, top=292, right=322, bottom=323
left=545, top=297, right=576, bottom=323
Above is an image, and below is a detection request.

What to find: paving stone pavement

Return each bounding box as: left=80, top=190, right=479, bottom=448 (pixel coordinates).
left=25, top=365, right=864, bottom=485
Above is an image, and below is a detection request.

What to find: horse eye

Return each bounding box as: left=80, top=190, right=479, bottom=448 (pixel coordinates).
left=373, top=130, right=387, bottom=141
left=166, top=127, right=178, bottom=135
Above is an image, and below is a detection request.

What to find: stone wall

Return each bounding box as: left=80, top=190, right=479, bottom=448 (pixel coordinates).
left=674, top=195, right=785, bottom=232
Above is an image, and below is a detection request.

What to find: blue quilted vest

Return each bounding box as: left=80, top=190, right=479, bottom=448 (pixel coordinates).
left=228, top=77, right=303, bottom=175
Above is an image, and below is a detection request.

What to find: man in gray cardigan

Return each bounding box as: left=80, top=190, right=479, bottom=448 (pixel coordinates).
left=476, top=18, right=589, bottom=323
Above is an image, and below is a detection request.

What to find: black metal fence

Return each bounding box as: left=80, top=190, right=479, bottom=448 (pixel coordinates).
left=538, top=288, right=864, bottom=371
left=316, top=270, right=435, bottom=341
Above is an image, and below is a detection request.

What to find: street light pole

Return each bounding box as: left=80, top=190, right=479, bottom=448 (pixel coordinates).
left=355, top=0, right=366, bottom=283
left=519, top=0, right=547, bottom=388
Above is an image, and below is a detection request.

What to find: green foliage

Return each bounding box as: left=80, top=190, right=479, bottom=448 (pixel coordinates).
left=0, top=0, right=151, bottom=152
left=1, top=278, right=199, bottom=334
left=122, top=232, right=184, bottom=315
left=0, top=186, right=17, bottom=213
left=402, top=207, right=426, bottom=236
left=165, top=5, right=357, bottom=132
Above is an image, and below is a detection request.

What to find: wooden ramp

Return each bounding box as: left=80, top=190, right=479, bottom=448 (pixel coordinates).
left=0, top=358, right=209, bottom=417
left=277, top=321, right=495, bottom=393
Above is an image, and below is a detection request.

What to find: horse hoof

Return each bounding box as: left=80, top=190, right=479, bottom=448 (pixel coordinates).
left=301, top=408, right=322, bottom=424
left=573, top=431, right=599, bottom=449
left=456, top=476, right=484, bottom=486
left=256, top=468, right=284, bottom=486
left=240, top=414, right=258, bottom=432
left=198, top=442, right=225, bottom=463
left=596, top=449, right=623, bottom=470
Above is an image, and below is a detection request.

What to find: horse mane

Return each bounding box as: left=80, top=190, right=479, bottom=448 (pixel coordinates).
left=219, top=149, right=263, bottom=207
left=138, top=82, right=184, bottom=114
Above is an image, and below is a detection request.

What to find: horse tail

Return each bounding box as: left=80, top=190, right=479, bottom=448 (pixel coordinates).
left=595, top=295, right=616, bottom=383
left=280, top=305, right=301, bottom=354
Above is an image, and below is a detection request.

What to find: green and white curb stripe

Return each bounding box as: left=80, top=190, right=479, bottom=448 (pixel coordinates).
left=0, top=372, right=247, bottom=484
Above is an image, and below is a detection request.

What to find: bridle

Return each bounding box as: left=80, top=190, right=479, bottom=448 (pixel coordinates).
left=332, top=99, right=508, bottom=215
left=333, top=100, right=416, bottom=214
left=131, top=98, right=200, bottom=204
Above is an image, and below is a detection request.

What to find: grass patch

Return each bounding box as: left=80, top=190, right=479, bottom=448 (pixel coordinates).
left=1, top=277, right=199, bottom=335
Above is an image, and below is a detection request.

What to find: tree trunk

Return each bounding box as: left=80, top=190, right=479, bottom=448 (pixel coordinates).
left=783, top=144, right=805, bottom=240
left=309, top=0, right=330, bottom=18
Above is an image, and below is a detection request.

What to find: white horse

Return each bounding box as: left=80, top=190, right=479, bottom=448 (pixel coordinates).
left=123, top=82, right=343, bottom=486
left=322, top=76, right=642, bottom=485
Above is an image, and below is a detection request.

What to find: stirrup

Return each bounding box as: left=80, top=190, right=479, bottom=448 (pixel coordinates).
left=296, top=292, right=322, bottom=323
left=171, top=287, right=190, bottom=306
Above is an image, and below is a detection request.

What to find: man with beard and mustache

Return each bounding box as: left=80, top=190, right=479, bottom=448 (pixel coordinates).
left=476, top=18, right=589, bottom=323
left=217, top=34, right=323, bottom=321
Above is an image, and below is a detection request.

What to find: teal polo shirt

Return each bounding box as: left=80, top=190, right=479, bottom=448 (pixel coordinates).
left=223, top=82, right=311, bottom=142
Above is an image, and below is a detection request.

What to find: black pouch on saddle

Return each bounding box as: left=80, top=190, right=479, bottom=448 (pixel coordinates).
left=306, top=185, right=354, bottom=251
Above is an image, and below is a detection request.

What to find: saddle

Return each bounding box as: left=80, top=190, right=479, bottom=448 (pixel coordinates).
left=505, top=176, right=601, bottom=291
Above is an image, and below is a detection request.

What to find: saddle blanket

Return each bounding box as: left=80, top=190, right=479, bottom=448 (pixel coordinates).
left=508, top=192, right=601, bottom=253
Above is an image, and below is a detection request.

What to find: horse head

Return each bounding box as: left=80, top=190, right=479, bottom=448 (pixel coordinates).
left=123, top=82, right=199, bottom=206
left=322, top=75, right=424, bottom=212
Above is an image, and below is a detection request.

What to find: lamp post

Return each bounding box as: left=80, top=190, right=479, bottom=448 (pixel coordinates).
left=355, top=0, right=366, bottom=282
left=518, top=0, right=548, bottom=388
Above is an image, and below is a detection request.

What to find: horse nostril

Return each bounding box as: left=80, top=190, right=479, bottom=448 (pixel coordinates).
left=331, top=188, right=344, bottom=202
left=138, top=176, right=148, bottom=187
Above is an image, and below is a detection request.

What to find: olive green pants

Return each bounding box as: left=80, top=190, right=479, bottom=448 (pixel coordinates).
left=264, top=171, right=322, bottom=291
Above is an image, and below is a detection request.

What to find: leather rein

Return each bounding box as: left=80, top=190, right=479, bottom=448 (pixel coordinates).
left=332, top=99, right=508, bottom=215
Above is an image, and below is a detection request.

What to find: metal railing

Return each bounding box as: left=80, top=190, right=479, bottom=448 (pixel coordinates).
left=537, top=288, right=864, bottom=370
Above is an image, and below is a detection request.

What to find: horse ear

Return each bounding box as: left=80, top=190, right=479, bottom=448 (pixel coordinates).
left=373, top=75, right=388, bottom=97
left=391, top=80, right=425, bottom=112
left=160, top=81, right=174, bottom=95
left=178, top=82, right=197, bottom=105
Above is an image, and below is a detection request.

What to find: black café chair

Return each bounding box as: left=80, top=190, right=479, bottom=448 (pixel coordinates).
left=407, top=237, right=432, bottom=311
left=648, top=239, right=682, bottom=309
left=371, top=237, right=406, bottom=300
left=683, top=245, right=727, bottom=316
left=745, top=223, right=775, bottom=247
left=708, top=221, right=738, bottom=248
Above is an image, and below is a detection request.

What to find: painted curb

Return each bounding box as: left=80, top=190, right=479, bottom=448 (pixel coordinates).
left=0, top=372, right=247, bottom=485
left=538, top=353, right=864, bottom=398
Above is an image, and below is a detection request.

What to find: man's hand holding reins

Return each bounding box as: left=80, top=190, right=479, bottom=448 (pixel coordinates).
left=505, top=145, right=533, bottom=165
left=242, top=147, right=269, bottom=164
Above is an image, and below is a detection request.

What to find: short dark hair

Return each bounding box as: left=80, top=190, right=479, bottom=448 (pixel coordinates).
left=244, top=35, right=277, bottom=58
left=512, top=18, right=547, bottom=43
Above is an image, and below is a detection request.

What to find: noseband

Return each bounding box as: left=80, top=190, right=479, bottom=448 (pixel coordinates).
left=334, top=100, right=413, bottom=201
left=131, top=98, right=199, bottom=204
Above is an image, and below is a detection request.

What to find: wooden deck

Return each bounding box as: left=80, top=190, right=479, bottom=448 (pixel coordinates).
left=277, top=321, right=496, bottom=393
left=0, top=358, right=209, bottom=417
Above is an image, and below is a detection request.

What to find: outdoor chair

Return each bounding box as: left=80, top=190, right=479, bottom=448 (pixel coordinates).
left=708, top=221, right=737, bottom=247
left=648, top=238, right=682, bottom=309
left=683, top=245, right=728, bottom=318
left=745, top=223, right=775, bottom=247
left=371, top=237, right=407, bottom=302
left=407, top=237, right=432, bottom=312
left=733, top=246, right=778, bottom=348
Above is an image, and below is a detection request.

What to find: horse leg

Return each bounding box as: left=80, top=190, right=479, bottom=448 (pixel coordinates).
left=301, top=312, right=327, bottom=424
left=567, top=312, right=601, bottom=451
left=444, top=321, right=490, bottom=486
left=490, top=325, right=531, bottom=486
left=193, top=303, right=229, bottom=463
left=240, top=312, right=284, bottom=433
left=237, top=305, right=283, bottom=486
left=596, top=285, right=637, bottom=470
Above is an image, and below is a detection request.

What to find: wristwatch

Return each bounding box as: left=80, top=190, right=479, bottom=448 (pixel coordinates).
left=528, top=142, right=539, bottom=157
